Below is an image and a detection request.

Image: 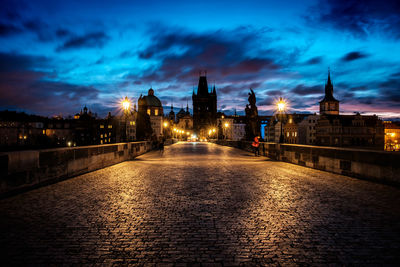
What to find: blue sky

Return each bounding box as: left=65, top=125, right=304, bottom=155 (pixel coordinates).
left=1, top=0, right=400, bottom=118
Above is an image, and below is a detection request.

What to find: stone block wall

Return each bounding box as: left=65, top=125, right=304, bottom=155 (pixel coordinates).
left=213, top=140, right=400, bottom=185
left=0, top=142, right=151, bottom=197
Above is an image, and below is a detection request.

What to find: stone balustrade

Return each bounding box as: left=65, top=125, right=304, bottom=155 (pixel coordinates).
left=213, top=140, right=400, bottom=186
left=0, top=142, right=151, bottom=197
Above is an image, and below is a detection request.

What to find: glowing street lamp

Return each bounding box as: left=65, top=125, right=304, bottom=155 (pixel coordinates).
left=122, top=96, right=131, bottom=112
left=277, top=97, right=286, bottom=143
left=163, top=122, right=169, bottom=127
left=277, top=98, right=285, bottom=113
left=121, top=96, right=131, bottom=142
left=223, top=122, right=230, bottom=140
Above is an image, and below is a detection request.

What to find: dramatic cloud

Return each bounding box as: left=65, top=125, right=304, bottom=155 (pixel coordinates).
left=128, top=26, right=282, bottom=94
left=341, top=51, right=368, bottom=62
left=57, top=32, right=109, bottom=51
left=0, top=52, right=102, bottom=114
left=291, top=84, right=322, bottom=96
left=0, top=53, right=48, bottom=72
left=0, top=23, right=22, bottom=36
left=378, top=78, right=400, bottom=103
left=305, top=56, right=323, bottom=65
left=308, top=0, right=400, bottom=38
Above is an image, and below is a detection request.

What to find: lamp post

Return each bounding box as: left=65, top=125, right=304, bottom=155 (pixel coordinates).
left=277, top=97, right=286, bottom=143
left=224, top=122, right=229, bottom=140
left=122, top=96, right=131, bottom=142
left=163, top=121, right=168, bottom=138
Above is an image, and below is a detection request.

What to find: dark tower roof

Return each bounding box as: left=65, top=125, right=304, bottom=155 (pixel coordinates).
left=140, top=88, right=162, bottom=107
left=320, top=70, right=338, bottom=102
left=169, top=104, right=175, bottom=115
left=197, top=76, right=209, bottom=96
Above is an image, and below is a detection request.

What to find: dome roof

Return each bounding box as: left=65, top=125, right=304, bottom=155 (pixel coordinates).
left=142, top=95, right=162, bottom=107
left=142, top=88, right=162, bottom=107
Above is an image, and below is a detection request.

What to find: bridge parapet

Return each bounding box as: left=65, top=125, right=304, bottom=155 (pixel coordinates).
left=0, top=142, right=151, bottom=197
left=213, top=140, right=400, bottom=186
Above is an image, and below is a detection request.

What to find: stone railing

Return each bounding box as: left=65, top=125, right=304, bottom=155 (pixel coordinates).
left=0, top=142, right=152, bottom=197
left=213, top=140, right=400, bottom=186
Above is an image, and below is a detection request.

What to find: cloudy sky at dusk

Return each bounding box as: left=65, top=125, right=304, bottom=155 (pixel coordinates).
left=1, top=0, right=400, bottom=118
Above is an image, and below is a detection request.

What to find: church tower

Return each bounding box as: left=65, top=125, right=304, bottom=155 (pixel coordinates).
left=192, top=73, right=217, bottom=136
left=168, top=104, right=175, bottom=122
left=319, top=69, right=339, bottom=115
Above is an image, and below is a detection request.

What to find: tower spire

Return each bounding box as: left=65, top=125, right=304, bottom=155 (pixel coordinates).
left=327, top=67, right=331, bottom=85
left=325, top=67, right=333, bottom=97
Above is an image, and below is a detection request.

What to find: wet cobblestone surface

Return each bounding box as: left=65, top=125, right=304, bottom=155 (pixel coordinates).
left=1, top=142, right=400, bottom=265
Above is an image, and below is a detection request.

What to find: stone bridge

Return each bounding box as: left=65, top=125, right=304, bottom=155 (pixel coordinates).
left=0, top=142, right=399, bottom=265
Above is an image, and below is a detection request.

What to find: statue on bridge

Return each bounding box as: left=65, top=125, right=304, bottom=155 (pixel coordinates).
left=245, top=89, right=261, bottom=140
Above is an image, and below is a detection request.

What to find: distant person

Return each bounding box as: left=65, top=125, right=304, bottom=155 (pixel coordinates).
left=159, top=136, right=165, bottom=154
left=151, top=134, right=158, bottom=150
left=252, top=136, right=260, bottom=156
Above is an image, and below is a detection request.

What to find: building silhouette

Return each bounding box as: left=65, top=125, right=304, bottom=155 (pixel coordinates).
left=192, top=74, right=217, bottom=136
left=138, top=88, right=163, bottom=138
left=319, top=70, right=339, bottom=115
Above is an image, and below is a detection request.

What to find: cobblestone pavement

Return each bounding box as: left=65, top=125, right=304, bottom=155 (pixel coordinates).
left=1, top=142, right=400, bottom=266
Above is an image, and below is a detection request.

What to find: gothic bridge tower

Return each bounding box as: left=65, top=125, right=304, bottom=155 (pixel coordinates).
left=192, top=73, right=217, bottom=136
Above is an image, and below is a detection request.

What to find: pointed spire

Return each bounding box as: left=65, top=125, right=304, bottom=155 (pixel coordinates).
left=325, top=67, right=333, bottom=97
left=327, top=67, right=331, bottom=86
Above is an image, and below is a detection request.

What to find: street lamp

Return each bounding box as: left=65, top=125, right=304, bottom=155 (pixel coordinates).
left=277, top=97, right=286, bottom=143
left=122, top=97, right=130, bottom=111
left=224, top=122, right=229, bottom=140
left=121, top=96, right=131, bottom=142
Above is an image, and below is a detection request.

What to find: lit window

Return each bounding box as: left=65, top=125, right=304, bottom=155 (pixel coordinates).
left=147, top=109, right=151, bottom=115
left=109, top=132, right=111, bottom=136
left=287, top=132, right=289, bottom=137
left=100, top=125, right=104, bottom=128
left=43, top=130, right=45, bottom=134
left=105, top=134, right=107, bottom=137
left=155, top=109, right=158, bottom=116
left=295, top=132, right=297, bottom=137
left=100, top=140, right=103, bottom=144
left=108, top=125, right=112, bottom=128
left=100, top=134, right=103, bottom=138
